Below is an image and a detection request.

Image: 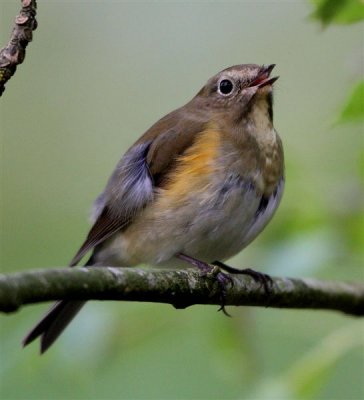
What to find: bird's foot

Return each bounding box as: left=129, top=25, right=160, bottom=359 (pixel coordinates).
left=176, top=253, right=234, bottom=316
left=212, top=261, right=273, bottom=300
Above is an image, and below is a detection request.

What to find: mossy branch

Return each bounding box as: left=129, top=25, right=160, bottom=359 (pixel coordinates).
left=0, top=0, right=37, bottom=96
left=0, top=267, right=363, bottom=316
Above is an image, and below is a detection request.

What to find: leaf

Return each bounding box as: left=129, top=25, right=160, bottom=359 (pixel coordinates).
left=287, top=323, right=364, bottom=399
left=338, top=80, right=364, bottom=123
left=251, top=323, right=364, bottom=400
left=310, top=0, right=364, bottom=26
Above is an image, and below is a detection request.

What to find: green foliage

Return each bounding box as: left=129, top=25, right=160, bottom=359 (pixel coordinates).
left=251, top=322, right=364, bottom=399
left=286, top=323, right=364, bottom=399
left=0, top=1, right=363, bottom=399
left=338, top=80, right=364, bottom=122
left=311, top=1, right=364, bottom=126
left=310, top=0, right=364, bottom=25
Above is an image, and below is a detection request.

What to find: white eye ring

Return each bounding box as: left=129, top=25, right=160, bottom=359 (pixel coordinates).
left=218, top=78, right=234, bottom=95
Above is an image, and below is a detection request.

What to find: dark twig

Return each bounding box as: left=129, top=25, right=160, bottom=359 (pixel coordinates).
left=0, top=267, right=363, bottom=317
left=0, top=0, right=37, bottom=96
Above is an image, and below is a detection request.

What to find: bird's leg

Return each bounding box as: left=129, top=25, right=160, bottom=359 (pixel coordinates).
left=212, top=260, right=273, bottom=296
left=176, top=253, right=233, bottom=316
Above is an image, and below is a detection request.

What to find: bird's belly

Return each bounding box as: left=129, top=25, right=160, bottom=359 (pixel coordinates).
left=101, top=175, right=273, bottom=267
left=177, top=182, right=261, bottom=262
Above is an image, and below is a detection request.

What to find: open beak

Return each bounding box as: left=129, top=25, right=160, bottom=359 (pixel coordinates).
left=249, top=64, right=279, bottom=88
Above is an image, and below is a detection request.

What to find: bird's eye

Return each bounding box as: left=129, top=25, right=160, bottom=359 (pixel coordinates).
left=218, top=79, right=234, bottom=95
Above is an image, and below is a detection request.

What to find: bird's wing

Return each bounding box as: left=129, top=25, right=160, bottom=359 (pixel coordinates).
left=69, top=114, right=205, bottom=266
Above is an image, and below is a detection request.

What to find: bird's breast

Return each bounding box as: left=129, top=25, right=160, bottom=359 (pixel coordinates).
left=102, top=124, right=284, bottom=266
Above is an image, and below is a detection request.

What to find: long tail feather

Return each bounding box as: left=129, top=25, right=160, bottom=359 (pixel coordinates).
left=22, top=300, right=86, bottom=353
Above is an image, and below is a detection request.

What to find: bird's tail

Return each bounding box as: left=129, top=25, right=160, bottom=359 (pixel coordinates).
left=22, top=300, right=86, bottom=353
left=22, top=255, right=95, bottom=353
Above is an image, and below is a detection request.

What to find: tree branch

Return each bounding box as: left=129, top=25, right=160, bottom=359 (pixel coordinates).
left=0, top=267, right=363, bottom=316
left=0, top=0, right=37, bottom=96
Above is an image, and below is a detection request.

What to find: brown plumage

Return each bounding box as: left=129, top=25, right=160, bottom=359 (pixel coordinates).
left=23, top=64, right=284, bottom=353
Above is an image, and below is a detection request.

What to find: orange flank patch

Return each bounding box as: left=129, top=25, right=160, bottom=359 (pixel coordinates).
left=162, top=126, right=221, bottom=199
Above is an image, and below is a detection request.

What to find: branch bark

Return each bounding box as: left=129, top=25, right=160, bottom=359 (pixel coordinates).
left=0, top=267, right=363, bottom=316
left=0, top=0, right=37, bottom=96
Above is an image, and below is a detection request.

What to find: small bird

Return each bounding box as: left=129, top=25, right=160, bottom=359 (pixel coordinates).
left=23, top=63, right=284, bottom=353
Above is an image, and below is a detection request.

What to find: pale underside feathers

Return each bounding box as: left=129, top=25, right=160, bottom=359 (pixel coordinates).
left=23, top=63, right=284, bottom=353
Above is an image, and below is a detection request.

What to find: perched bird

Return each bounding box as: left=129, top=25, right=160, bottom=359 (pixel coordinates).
left=23, top=64, right=284, bottom=353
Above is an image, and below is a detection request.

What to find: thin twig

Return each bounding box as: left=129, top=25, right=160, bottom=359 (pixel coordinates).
left=0, top=267, right=363, bottom=316
left=0, top=0, right=37, bottom=96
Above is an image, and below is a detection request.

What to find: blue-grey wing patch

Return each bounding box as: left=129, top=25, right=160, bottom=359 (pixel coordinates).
left=69, top=142, right=154, bottom=266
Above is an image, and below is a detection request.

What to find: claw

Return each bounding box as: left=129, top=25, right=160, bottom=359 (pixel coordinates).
left=177, top=252, right=275, bottom=312
left=212, top=261, right=274, bottom=306
left=176, top=253, right=234, bottom=316
left=240, top=268, right=273, bottom=295
left=215, top=272, right=233, bottom=317
left=218, top=304, right=232, bottom=317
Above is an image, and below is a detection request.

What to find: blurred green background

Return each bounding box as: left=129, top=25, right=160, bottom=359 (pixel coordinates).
left=1, top=1, right=363, bottom=399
